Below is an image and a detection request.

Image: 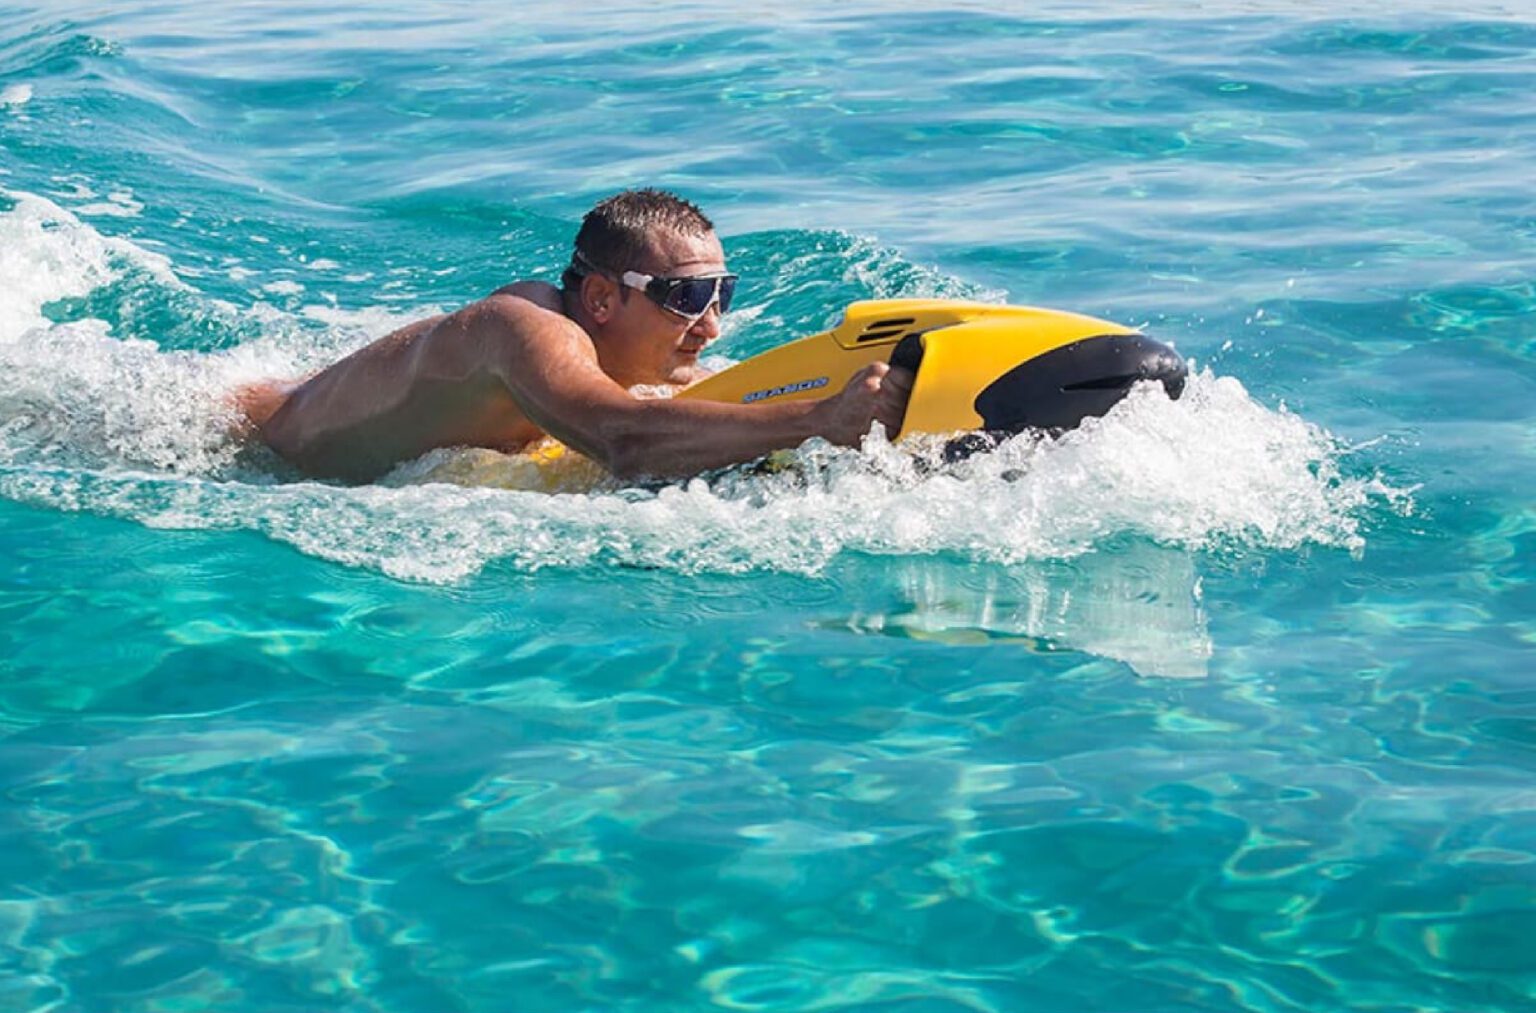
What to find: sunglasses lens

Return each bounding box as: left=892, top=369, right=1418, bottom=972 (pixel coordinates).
left=666, top=279, right=717, bottom=317
left=663, top=276, right=737, bottom=317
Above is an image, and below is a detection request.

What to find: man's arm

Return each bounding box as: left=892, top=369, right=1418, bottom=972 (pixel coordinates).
left=469, top=294, right=909, bottom=480
left=260, top=291, right=910, bottom=482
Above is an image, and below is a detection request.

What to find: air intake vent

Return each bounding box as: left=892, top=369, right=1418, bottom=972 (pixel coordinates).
left=857, top=317, right=916, bottom=343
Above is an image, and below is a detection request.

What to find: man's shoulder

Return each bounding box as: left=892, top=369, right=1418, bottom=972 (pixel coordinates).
left=465, top=284, right=590, bottom=356
left=487, top=279, right=565, bottom=315
left=470, top=282, right=563, bottom=327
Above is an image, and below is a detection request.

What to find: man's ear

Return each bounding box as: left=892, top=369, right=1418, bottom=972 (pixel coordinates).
left=581, top=272, right=619, bottom=323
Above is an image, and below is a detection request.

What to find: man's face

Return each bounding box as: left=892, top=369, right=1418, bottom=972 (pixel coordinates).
left=605, top=228, right=728, bottom=387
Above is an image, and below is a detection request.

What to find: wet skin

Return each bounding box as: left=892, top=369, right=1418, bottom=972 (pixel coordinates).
left=245, top=228, right=911, bottom=483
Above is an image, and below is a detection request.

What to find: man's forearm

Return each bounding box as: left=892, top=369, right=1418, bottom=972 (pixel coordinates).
left=551, top=362, right=900, bottom=480
left=584, top=397, right=826, bottom=480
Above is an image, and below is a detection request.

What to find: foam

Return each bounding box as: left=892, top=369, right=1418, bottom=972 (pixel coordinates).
left=0, top=367, right=1407, bottom=585
left=0, top=190, right=163, bottom=340
left=0, top=194, right=427, bottom=474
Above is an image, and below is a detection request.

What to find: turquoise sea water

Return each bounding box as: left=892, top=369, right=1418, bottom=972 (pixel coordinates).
left=2, top=2, right=1534, bottom=1010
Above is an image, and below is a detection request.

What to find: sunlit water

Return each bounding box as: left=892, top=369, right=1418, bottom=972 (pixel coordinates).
left=1, top=2, right=1533, bottom=1011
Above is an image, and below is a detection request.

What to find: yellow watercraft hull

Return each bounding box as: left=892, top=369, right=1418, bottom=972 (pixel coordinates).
left=679, top=298, right=1185, bottom=438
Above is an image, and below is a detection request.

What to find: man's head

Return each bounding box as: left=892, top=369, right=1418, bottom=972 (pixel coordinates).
left=563, top=189, right=716, bottom=286
left=563, top=189, right=734, bottom=387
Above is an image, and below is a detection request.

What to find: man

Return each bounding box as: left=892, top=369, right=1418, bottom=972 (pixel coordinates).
left=241, top=189, right=912, bottom=483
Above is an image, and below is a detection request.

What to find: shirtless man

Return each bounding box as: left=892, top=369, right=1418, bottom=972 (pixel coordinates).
left=241, top=189, right=912, bottom=483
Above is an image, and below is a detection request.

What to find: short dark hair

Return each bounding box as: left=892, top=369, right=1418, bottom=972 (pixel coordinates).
left=562, top=189, right=714, bottom=291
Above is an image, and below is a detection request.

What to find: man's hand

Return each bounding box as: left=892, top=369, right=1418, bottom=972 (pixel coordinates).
left=812, top=361, right=915, bottom=447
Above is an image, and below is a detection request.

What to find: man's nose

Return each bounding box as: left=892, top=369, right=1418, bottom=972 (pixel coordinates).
left=689, top=303, right=723, bottom=340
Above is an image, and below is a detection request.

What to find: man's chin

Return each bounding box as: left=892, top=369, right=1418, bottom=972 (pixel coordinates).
left=663, top=357, right=703, bottom=386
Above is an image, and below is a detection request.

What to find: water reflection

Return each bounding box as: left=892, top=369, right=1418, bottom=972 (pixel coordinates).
left=842, top=543, right=1211, bottom=678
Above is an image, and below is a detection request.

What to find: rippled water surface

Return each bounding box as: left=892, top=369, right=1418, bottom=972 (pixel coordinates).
left=2, top=2, right=1534, bottom=1011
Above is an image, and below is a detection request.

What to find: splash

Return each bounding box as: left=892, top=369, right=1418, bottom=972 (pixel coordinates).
left=0, top=192, right=410, bottom=475
left=0, top=189, right=167, bottom=340
left=0, top=369, right=1406, bottom=583
left=0, top=190, right=1409, bottom=583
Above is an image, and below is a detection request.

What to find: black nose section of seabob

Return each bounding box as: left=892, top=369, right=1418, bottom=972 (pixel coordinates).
left=972, top=333, right=1187, bottom=433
